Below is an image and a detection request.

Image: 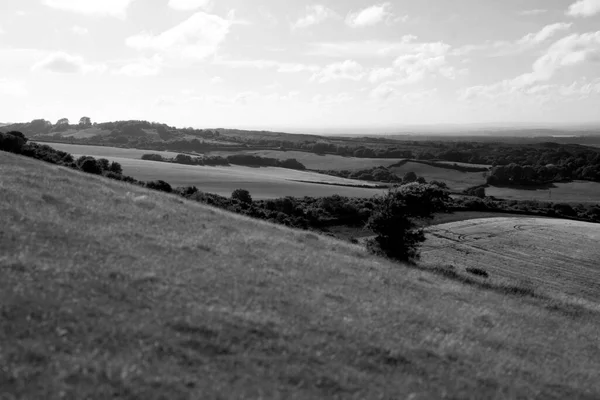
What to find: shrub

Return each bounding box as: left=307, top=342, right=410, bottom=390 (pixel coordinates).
left=77, top=156, right=102, bottom=175
left=367, top=183, right=449, bottom=262
left=0, top=131, right=27, bottom=153
left=231, top=189, right=253, bottom=204
left=146, top=180, right=173, bottom=193
left=466, top=267, right=489, bottom=278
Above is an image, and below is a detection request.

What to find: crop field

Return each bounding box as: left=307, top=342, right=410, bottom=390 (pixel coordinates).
left=35, top=142, right=183, bottom=160
left=487, top=181, right=600, bottom=204
left=389, top=161, right=487, bottom=191
left=89, top=156, right=387, bottom=199
left=432, top=160, right=492, bottom=169
left=211, top=150, right=403, bottom=171
left=421, top=217, right=600, bottom=302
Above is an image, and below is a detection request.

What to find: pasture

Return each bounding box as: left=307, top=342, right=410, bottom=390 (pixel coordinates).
left=421, top=217, right=600, bottom=302
left=390, top=161, right=487, bottom=191
left=86, top=156, right=386, bottom=199
left=487, top=181, right=600, bottom=204
left=210, top=150, right=403, bottom=171
left=34, top=142, right=183, bottom=160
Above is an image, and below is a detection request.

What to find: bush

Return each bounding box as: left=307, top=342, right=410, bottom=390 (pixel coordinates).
left=367, top=184, right=449, bottom=262
left=146, top=180, right=173, bottom=193
left=466, top=267, right=489, bottom=278
left=77, top=156, right=102, bottom=175
left=231, top=189, right=253, bottom=204
left=0, top=131, right=27, bottom=153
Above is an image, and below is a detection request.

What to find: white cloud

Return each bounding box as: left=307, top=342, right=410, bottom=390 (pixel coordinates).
left=71, top=26, right=89, bottom=35
left=215, top=57, right=319, bottom=73
left=210, top=76, right=224, bottom=84
left=369, top=67, right=395, bottom=83
left=308, top=36, right=434, bottom=58
left=168, top=0, right=212, bottom=11
left=311, top=60, right=365, bottom=83
left=126, top=12, right=231, bottom=60
left=567, top=0, right=600, bottom=17
left=42, top=0, right=137, bottom=18
left=517, top=23, right=572, bottom=47
left=519, top=9, right=547, bottom=16
left=0, top=78, right=27, bottom=97
left=346, top=3, right=392, bottom=28
left=31, top=52, right=106, bottom=74
left=312, top=93, right=353, bottom=105
left=113, top=55, right=163, bottom=77
left=370, top=83, right=396, bottom=100
left=459, top=32, right=600, bottom=101
left=292, top=5, right=337, bottom=29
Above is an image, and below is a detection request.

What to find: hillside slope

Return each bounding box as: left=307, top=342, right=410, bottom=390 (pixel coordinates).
left=1, top=152, right=599, bottom=399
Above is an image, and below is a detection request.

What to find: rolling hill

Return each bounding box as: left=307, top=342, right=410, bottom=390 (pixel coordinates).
left=1, top=152, right=600, bottom=399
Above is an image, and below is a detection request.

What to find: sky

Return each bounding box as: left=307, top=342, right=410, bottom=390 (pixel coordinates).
left=1, top=0, right=600, bottom=132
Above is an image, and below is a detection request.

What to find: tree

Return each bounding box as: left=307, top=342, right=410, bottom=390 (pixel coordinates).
left=56, top=118, right=69, bottom=126
left=0, top=131, right=27, bottom=153
left=77, top=156, right=102, bottom=175
left=79, top=117, right=92, bottom=127
left=231, top=189, right=253, bottom=204
left=403, top=171, right=417, bottom=183
left=366, top=183, right=449, bottom=262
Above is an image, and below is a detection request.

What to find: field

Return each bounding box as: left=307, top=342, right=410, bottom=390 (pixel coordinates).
left=421, top=217, right=600, bottom=302
left=34, top=142, right=183, bottom=160
left=211, top=150, right=403, bottom=171
left=37, top=143, right=386, bottom=199
left=390, top=161, right=487, bottom=191
left=89, top=156, right=386, bottom=199
left=432, top=160, right=492, bottom=169
left=487, top=181, right=600, bottom=204
left=2, top=152, right=600, bottom=398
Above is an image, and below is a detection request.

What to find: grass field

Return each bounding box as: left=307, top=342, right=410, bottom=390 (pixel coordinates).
left=487, top=182, right=600, bottom=204
left=89, top=156, right=387, bottom=199
left=37, top=143, right=386, bottom=199
left=34, top=142, right=183, bottom=160
left=2, top=152, right=600, bottom=399
left=421, top=217, right=600, bottom=303
left=211, top=150, right=403, bottom=171
left=390, top=161, right=487, bottom=191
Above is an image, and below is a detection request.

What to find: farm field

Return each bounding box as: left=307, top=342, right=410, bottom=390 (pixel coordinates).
left=389, top=161, right=487, bottom=191
left=432, top=160, right=492, bottom=169
left=84, top=156, right=386, bottom=199
left=421, top=217, right=600, bottom=302
left=35, top=142, right=183, bottom=160
left=487, top=181, right=600, bottom=204
left=210, top=150, right=403, bottom=171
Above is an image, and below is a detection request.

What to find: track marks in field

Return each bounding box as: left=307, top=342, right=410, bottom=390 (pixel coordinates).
left=422, top=218, right=600, bottom=302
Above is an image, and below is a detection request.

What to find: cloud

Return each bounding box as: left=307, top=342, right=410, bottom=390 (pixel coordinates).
left=368, top=67, right=395, bottom=83
left=308, top=36, right=433, bottom=58
left=311, top=60, right=365, bottom=83
left=0, top=78, right=27, bottom=97
left=567, top=0, right=600, bottom=17
left=42, top=0, right=137, bottom=18
left=71, top=26, right=89, bottom=35
left=455, top=23, right=573, bottom=57
left=346, top=3, right=392, bottom=28
left=168, top=0, right=212, bottom=11
left=292, top=5, right=337, bottom=29
left=519, top=9, right=547, bottom=16
left=312, top=93, right=353, bottom=105
left=517, top=23, right=572, bottom=47
left=126, top=12, right=231, bottom=60
left=113, top=55, right=163, bottom=77
left=32, top=52, right=106, bottom=74
left=210, top=76, right=224, bottom=84
left=459, top=31, right=600, bottom=101
left=214, top=57, right=319, bottom=73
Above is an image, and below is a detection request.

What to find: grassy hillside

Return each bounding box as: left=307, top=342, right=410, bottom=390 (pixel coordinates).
left=1, top=152, right=600, bottom=399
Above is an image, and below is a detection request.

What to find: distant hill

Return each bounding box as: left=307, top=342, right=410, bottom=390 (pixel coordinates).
left=1, top=151, right=599, bottom=398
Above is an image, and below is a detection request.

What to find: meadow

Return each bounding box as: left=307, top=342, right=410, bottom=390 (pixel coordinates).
left=2, top=152, right=600, bottom=399
left=390, top=161, right=487, bottom=191
left=486, top=181, right=600, bottom=203
left=34, top=141, right=183, bottom=160
left=211, top=150, right=404, bottom=171
left=421, top=217, right=600, bottom=303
